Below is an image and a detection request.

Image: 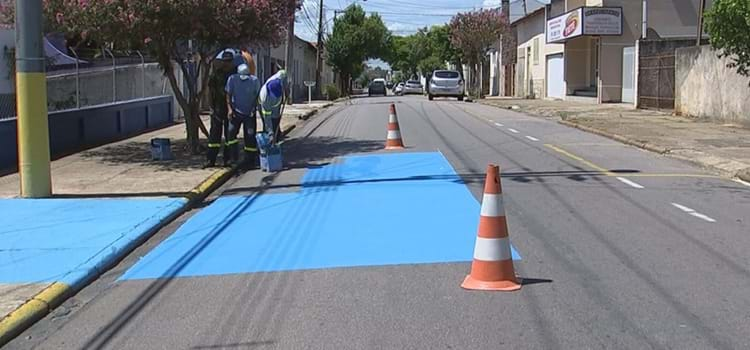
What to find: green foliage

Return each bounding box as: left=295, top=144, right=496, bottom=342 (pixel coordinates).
left=324, top=83, right=341, bottom=101
left=705, top=0, right=750, bottom=77
left=326, top=5, right=391, bottom=93
left=386, top=25, right=460, bottom=80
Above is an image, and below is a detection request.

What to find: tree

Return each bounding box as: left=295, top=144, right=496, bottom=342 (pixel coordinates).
left=704, top=0, right=750, bottom=78
left=326, top=5, right=391, bottom=94
left=385, top=25, right=462, bottom=83
left=449, top=8, right=508, bottom=98
left=0, top=0, right=297, bottom=154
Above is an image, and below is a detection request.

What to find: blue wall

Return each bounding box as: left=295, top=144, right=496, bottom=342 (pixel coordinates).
left=0, top=96, right=174, bottom=171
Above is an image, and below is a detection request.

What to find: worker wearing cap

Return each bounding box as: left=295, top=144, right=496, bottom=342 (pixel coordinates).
left=225, top=63, right=261, bottom=167
left=205, top=50, right=235, bottom=168
left=259, top=69, right=288, bottom=143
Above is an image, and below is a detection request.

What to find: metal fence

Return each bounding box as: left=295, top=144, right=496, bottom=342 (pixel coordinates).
left=637, top=39, right=707, bottom=110
left=0, top=49, right=173, bottom=121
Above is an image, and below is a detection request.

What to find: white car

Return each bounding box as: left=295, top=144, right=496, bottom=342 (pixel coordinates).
left=403, top=80, right=423, bottom=95
left=394, top=82, right=405, bottom=95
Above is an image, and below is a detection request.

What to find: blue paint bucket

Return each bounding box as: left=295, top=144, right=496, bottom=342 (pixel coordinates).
left=150, top=138, right=173, bottom=161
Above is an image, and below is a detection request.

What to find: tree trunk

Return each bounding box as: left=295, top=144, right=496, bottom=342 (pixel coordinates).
left=470, top=63, right=478, bottom=99
left=163, top=58, right=209, bottom=155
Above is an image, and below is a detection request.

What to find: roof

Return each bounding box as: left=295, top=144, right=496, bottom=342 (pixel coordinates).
left=509, top=0, right=550, bottom=24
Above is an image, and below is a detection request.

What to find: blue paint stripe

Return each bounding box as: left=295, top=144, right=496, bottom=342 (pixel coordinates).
left=121, top=152, right=521, bottom=280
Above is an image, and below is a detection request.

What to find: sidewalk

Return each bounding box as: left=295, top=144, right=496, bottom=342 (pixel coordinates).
left=0, top=101, right=332, bottom=345
left=480, top=97, right=750, bottom=182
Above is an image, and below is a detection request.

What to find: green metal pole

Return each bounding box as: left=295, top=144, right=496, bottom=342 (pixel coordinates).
left=15, top=0, right=52, bottom=197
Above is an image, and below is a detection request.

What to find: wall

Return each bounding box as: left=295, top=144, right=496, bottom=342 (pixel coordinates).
left=516, top=12, right=547, bottom=98
left=596, top=0, right=642, bottom=102
left=0, top=96, right=174, bottom=171
left=638, top=38, right=701, bottom=109
left=675, top=45, right=750, bottom=126
left=648, top=0, right=713, bottom=39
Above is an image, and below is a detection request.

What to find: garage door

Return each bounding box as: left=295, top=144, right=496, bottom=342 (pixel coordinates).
left=546, top=54, right=564, bottom=99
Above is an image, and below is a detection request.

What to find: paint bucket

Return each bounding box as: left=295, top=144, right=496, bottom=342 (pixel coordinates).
left=150, top=138, right=173, bottom=161
left=256, top=133, right=282, bottom=172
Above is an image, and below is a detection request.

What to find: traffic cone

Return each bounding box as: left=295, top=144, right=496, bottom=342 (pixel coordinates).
left=385, top=104, right=404, bottom=149
left=462, top=164, right=521, bottom=292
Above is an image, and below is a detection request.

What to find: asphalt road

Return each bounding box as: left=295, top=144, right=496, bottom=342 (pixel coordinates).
left=9, top=95, right=750, bottom=350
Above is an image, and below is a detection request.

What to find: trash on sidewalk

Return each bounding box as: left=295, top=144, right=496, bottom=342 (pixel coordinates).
left=150, top=138, right=173, bottom=161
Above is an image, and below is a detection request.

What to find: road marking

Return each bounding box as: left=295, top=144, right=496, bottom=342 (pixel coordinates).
left=616, top=177, right=645, bottom=189
left=494, top=122, right=504, bottom=127
left=545, top=144, right=616, bottom=176
left=525, top=136, right=540, bottom=142
left=508, top=128, right=520, bottom=134
left=671, top=203, right=717, bottom=223
left=625, top=173, right=721, bottom=179
left=734, top=178, right=750, bottom=187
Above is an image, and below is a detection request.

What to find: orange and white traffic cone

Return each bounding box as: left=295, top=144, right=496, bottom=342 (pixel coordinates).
left=385, top=104, right=405, bottom=150
left=462, top=164, right=521, bottom=292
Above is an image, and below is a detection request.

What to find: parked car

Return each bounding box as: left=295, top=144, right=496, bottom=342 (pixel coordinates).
left=403, top=80, right=423, bottom=95
left=428, top=70, right=464, bottom=101
left=386, top=81, right=394, bottom=89
left=394, top=82, right=405, bottom=95
left=368, top=80, right=387, bottom=96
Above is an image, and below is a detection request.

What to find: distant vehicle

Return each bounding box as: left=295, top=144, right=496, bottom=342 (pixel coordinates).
left=368, top=80, right=387, bottom=96
left=403, top=80, right=423, bottom=95
left=428, top=70, right=464, bottom=101
left=394, top=82, right=405, bottom=95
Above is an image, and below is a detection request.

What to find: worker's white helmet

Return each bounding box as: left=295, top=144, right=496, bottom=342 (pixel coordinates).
left=238, top=64, right=250, bottom=80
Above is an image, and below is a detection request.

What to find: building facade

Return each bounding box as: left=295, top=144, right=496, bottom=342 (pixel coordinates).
left=546, top=0, right=712, bottom=104
left=498, top=0, right=712, bottom=104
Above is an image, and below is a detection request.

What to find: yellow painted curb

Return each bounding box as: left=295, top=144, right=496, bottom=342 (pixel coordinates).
left=186, top=167, right=233, bottom=203
left=0, top=282, right=70, bottom=346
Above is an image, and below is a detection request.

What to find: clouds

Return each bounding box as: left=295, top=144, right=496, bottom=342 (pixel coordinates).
left=482, top=0, right=502, bottom=8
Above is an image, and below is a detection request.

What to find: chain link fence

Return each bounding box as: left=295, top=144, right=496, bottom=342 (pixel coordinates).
left=0, top=49, right=176, bottom=121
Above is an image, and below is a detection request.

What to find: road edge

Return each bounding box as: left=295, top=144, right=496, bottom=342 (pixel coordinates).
left=0, top=166, right=237, bottom=346
left=558, top=119, right=750, bottom=182
left=476, top=101, right=750, bottom=182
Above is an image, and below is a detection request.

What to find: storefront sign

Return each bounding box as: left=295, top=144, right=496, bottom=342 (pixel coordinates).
left=583, top=8, right=622, bottom=36
left=547, top=8, right=583, bottom=43
left=547, top=7, right=622, bottom=43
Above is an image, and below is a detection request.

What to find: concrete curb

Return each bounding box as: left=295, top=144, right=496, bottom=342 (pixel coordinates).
left=0, top=166, right=237, bottom=346
left=558, top=120, right=670, bottom=154
left=558, top=120, right=750, bottom=181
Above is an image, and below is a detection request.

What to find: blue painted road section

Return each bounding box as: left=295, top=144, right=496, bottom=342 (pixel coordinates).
left=122, top=152, right=520, bottom=280
left=0, top=197, right=186, bottom=285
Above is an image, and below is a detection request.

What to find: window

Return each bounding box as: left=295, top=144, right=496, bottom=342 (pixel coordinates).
left=434, top=71, right=460, bottom=79
left=533, top=38, right=540, bottom=66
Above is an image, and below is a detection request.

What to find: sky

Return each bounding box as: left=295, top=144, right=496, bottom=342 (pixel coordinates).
left=296, top=0, right=508, bottom=69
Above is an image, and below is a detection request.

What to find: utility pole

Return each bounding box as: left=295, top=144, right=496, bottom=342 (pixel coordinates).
left=315, top=0, right=324, bottom=99
left=285, top=0, right=295, bottom=104
left=15, top=0, right=51, bottom=197
left=696, top=0, right=706, bottom=46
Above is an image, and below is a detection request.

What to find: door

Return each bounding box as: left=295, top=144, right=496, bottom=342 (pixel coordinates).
left=546, top=54, right=564, bottom=99
left=622, top=46, right=635, bottom=103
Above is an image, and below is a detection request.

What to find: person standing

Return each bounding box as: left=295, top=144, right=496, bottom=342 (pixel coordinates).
left=259, top=69, right=288, bottom=143
left=225, top=64, right=261, bottom=168
left=205, top=51, right=235, bottom=168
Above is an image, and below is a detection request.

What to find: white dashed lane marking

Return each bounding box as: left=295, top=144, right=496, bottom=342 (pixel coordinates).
left=671, top=203, right=717, bottom=223
left=494, top=122, right=504, bottom=127
left=508, top=128, right=519, bottom=134
left=616, top=177, right=645, bottom=189
left=525, top=136, right=540, bottom=142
